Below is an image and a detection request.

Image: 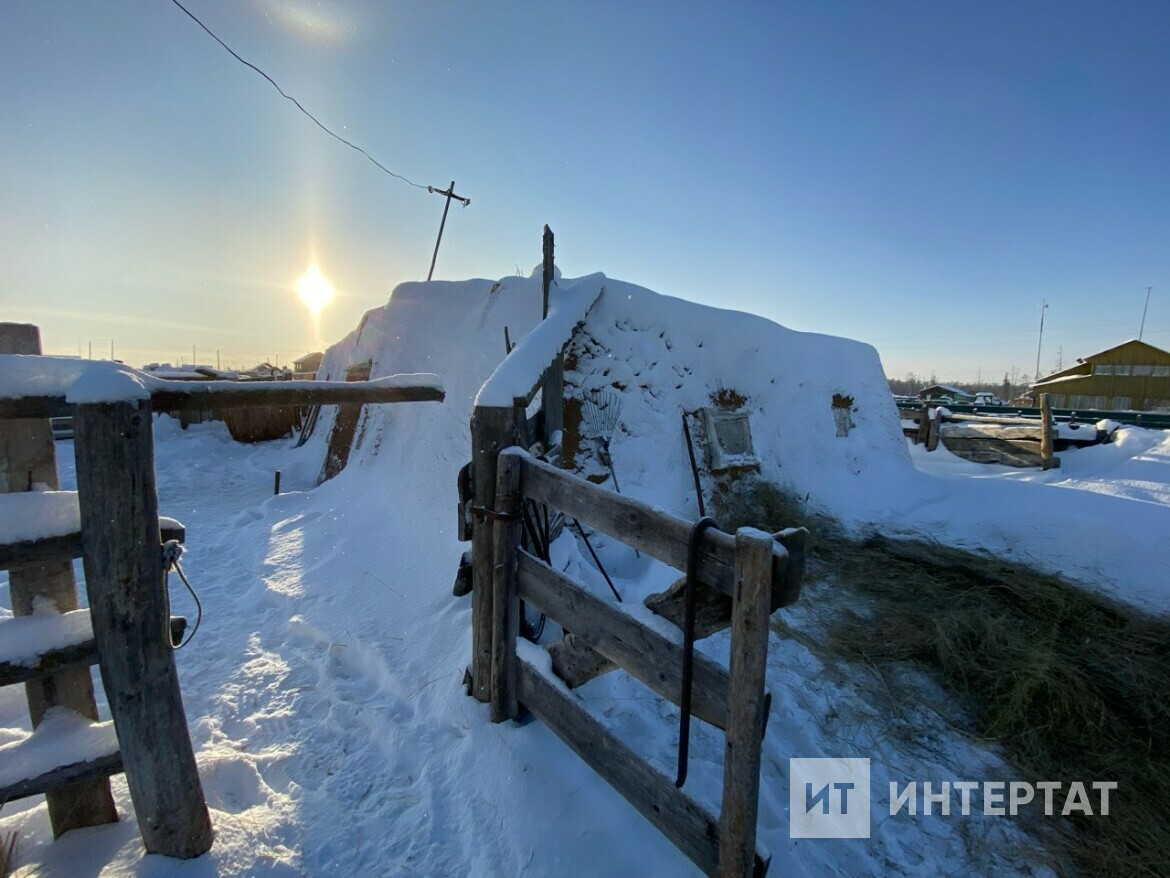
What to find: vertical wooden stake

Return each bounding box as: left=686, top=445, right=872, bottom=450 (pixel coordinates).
left=717, top=529, right=774, bottom=878
left=74, top=400, right=213, bottom=858
left=490, top=450, right=523, bottom=722
left=0, top=322, right=117, bottom=835
left=925, top=408, right=941, bottom=452
left=470, top=405, right=516, bottom=702
left=1040, top=393, right=1056, bottom=470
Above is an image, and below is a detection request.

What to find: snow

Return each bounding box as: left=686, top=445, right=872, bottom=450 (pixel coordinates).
left=0, top=609, right=92, bottom=667
left=0, top=491, right=79, bottom=544
left=475, top=274, right=604, bottom=406
left=1, top=270, right=1167, bottom=877
left=0, top=708, right=118, bottom=790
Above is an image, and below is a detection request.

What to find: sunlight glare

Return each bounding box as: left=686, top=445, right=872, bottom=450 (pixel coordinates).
left=295, top=263, right=335, bottom=319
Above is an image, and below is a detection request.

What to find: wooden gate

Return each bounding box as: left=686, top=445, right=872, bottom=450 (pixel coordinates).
left=484, top=448, right=790, bottom=877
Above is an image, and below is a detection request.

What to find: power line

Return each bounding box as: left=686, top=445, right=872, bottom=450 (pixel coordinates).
left=169, top=0, right=429, bottom=192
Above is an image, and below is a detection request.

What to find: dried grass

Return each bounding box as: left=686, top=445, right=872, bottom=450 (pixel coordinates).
left=717, top=476, right=1170, bottom=877
left=0, top=829, right=15, bottom=878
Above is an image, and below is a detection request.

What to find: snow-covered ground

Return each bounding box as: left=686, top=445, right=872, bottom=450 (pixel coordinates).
left=2, top=273, right=1167, bottom=876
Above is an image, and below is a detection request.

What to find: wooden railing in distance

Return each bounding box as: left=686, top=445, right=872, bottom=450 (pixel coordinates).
left=490, top=448, right=778, bottom=878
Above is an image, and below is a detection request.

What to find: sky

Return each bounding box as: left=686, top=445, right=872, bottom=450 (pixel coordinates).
left=1, top=0, right=1167, bottom=383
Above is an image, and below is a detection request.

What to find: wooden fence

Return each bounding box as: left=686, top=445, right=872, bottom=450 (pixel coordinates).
left=488, top=450, right=783, bottom=877
left=0, top=326, right=443, bottom=858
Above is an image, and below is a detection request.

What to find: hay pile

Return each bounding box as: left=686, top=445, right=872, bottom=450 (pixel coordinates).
left=716, top=477, right=1170, bottom=877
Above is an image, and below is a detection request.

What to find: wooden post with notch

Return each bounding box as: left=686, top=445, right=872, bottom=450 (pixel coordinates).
left=74, top=399, right=213, bottom=858
left=0, top=322, right=118, bottom=835
left=490, top=450, right=523, bottom=722
left=717, top=529, right=774, bottom=878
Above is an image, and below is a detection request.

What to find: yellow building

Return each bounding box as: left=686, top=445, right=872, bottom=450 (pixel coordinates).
left=1032, top=339, right=1170, bottom=412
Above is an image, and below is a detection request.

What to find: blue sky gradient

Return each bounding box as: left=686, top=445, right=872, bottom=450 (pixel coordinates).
left=2, top=1, right=1167, bottom=382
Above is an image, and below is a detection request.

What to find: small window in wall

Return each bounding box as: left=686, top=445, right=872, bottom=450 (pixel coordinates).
left=1154, top=365, right=1170, bottom=377
left=1094, top=364, right=1116, bottom=375
left=700, top=407, right=760, bottom=473
left=1133, top=365, right=1154, bottom=377
left=1048, top=394, right=1066, bottom=408
left=1115, top=365, right=1133, bottom=376
left=1148, top=399, right=1170, bottom=412
left=1112, top=397, right=1132, bottom=410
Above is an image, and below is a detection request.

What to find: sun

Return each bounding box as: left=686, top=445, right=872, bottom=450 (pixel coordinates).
left=295, top=263, right=335, bottom=318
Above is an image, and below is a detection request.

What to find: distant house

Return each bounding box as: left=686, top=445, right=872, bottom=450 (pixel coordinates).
left=917, top=384, right=974, bottom=402
left=294, top=352, right=324, bottom=376
left=1031, top=339, right=1170, bottom=412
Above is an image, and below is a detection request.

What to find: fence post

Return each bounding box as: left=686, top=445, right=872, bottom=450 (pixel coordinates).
left=490, top=450, right=524, bottom=722
left=74, top=400, right=213, bottom=858
left=470, top=405, right=517, bottom=702
left=0, top=323, right=118, bottom=835
left=1040, top=393, right=1056, bottom=470
left=717, top=529, right=774, bottom=878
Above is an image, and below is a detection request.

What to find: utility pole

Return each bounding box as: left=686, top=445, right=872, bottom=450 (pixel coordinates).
left=426, top=181, right=470, bottom=282
left=1033, top=299, right=1048, bottom=391
left=1140, top=286, right=1153, bottom=340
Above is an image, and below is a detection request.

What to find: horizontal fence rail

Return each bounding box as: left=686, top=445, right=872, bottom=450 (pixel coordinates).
left=0, top=377, right=444, bottom=420
left=519, top=452, right=798, bottom=605
left=516, top=550, right=732, bottom=730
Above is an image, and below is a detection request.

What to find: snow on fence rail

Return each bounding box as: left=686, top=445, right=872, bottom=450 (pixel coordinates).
left=0, top=354, right=443, bottom=419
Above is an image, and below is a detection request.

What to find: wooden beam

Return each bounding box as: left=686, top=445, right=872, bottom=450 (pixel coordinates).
left=0, top=520, right=185, bottom=569
left=0, top=752, right=124, bottom=805
left=0, top=378, right=444, bottom=420
left=518, top=550, right=731, bottom=730
left=518, top=659, right=768, bottom=877
left=490, top=450, right=524, bottom=722
left=75, top=400, right=213, bottom=858
left=717, top=531, right=774, bottom=878
left=518, top=454, right=794, bottom=604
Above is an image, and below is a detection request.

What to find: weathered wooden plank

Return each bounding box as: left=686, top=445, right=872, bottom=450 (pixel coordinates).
left=0, top=752, right=124, bottom=804
left=941, top=424, right=1044, bottom=440
left=0, top=617, right=188, bottom=688
left=490, top=451, right=524, bottom=722
left=0, top=520, right=185, bottom=569
left=717, top=531, right=774, bottom=878
left=470, top=406, right=518, bottom=702
left=517, top=550, right=731, bottom=730
left=0, top=379, right=444, bottom=420
left=518, top=454, right=794, bottom=604
left=74, top=401, right=212, bottom=858
left=0, top=323, right=118, bottom=836
left=518, top=658, right=768, bottom=877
